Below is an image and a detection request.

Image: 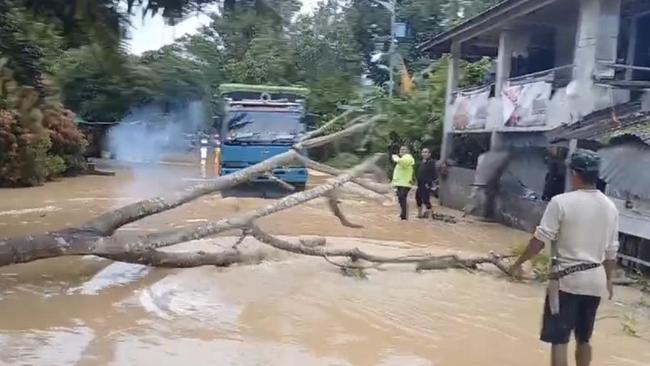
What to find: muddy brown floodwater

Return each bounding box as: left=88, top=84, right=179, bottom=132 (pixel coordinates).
left=1, top=161, right=649, bottom=366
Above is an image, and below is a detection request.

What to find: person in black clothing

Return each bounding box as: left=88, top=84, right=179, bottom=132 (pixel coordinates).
left=415, top=148, right=438, bottom=218
left=542, top=159, right=566, bottom=201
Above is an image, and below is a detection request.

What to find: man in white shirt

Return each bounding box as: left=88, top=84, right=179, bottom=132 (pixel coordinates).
left=510, top=149, right=619, bottom=366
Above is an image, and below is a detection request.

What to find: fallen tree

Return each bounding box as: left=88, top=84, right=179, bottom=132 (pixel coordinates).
left=0, top=112, right=515, bottom=276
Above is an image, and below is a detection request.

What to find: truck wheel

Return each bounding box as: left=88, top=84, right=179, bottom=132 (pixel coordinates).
left=293, top=184, right=306, bottom=191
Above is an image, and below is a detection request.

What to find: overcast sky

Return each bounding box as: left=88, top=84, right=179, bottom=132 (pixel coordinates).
left=128, top=0, right=321, bottom=55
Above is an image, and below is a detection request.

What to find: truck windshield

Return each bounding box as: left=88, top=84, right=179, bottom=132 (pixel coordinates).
left=224, top=110, right=303, bottom=142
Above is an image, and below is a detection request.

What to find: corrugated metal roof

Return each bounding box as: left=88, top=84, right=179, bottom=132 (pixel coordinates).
left=600, top=143, right=650, bottom=201
left=546, top=101, right=650, bottom=145
left=606, top=123, right=650, bottom=145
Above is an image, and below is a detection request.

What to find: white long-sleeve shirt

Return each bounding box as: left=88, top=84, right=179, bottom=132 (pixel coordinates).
left=534, top=190, right=620, bottom=297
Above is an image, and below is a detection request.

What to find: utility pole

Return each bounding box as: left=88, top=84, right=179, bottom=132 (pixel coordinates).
left=373, top=0, right=398, bottom=98
left=388, top=0, right=396, bottom=98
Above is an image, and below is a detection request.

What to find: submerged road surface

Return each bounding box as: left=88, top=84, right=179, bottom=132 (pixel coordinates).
left=1, top=162, right=649, bottom=365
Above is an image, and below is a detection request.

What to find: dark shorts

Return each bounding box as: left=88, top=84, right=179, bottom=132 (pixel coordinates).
left=540, top=291, right=601, bottom=345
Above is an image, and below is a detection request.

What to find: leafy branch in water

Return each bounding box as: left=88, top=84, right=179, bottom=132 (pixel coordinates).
left=622, top=314, right=640, bottom=338
left=511, top=241, right=550, bottom=281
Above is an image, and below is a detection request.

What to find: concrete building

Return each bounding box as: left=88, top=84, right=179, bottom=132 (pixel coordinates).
left=548, top=101, right=650, bottom=271
left=419, top=0, right=650, bottom=269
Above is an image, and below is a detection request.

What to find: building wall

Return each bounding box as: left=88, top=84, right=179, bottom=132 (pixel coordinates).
left=443, top=0, right=631, bottom=139
left=609, top=198, right=650, bottom=241
left=440, top=166, right=546, bottom=232
left=501, top=148, right=547, bottom=194
left=439, top=167, right=475, bottom=211
left=494, top=193, right=546, bottom=232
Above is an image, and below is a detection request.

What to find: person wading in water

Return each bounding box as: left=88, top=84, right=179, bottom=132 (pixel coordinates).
left=509, top=149, right=619, bottom=366
left=415, top=147, right=437, bottom=218
left=391, top=145, right=415, bottom=220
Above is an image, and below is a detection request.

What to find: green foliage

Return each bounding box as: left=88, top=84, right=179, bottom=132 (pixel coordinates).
left=325, top=152, right=363, bottom=169
left=0, top=3, right=47, bottom=93
left=511, top=241, right=550, bottom=281
left=16, top=131, right=55, bottom=186
left=42, top=104, right=88, bottom=174
left=0, top=105, right=61, bottom=187
left=6, top=6, right=65, bottom=75
left=459, top=56, right=493, bottom=88
left=53, top=45, right=158, bottom=122
left=140, top=45, right=209, bottom=105
left=2, top=0, right=502, bottom=184
left=338, top=55, right=489, bottom=162
left=1, top=61, right=87, bottom=186
left=622, top=314, right=640, bottom=337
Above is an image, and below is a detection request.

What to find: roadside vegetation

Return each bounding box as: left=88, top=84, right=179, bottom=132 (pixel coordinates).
left=0, top=0, right=498, bottom=186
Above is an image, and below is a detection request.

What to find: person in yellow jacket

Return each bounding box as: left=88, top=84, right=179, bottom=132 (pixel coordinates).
left=392, top=145, right=415, bottom=220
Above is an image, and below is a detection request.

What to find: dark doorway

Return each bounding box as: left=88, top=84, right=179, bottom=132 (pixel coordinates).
left=633, top=14, right=650, bottom=81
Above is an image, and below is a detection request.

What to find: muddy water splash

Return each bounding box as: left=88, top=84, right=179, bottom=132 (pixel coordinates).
left=1, top=164, right=649, bottom=365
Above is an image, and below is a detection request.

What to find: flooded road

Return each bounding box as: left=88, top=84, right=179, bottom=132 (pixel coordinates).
left=1, top=162, right=649, bottom=365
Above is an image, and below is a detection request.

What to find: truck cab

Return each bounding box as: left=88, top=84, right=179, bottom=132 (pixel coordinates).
left=218, top=84, right=310, bottom=190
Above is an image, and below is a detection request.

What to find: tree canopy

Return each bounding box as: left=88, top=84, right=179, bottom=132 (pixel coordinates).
left=0, top=0, right=496, bottom=185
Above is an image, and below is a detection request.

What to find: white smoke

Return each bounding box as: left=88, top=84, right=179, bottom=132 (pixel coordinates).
left=107, top=100, right=207, bottom=163
left=105, top=101, right=209, bottom=203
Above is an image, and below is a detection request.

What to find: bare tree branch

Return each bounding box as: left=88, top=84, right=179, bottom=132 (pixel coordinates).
left=295, top=154, right=392, bottom=195
left=298, top=115, right=385, bottom=150
left=301, top=108, right=363, bottom=141
left=336, top=184, right=390, bottom=203
left=136, top=154, right=385, bottom=249
left=248, top=225, right=514, bottom=273
left=264, top=173, right=295, bottom=191
left=327, top=193, right=363, bottom=228
left=82, top=150, right=302, bottom=236
left=81, top=113, right=384, bottom=236
left=90, top=154, right=384, bottom=267
left=0, top=156, right=381, bottom=268
left=1, top=108, right=390, bottom=266
left=322, top=255, right=385, bottom=271
left=232, top=230, right=248, bottom=250
left=106, top=248, right=257, bottom=268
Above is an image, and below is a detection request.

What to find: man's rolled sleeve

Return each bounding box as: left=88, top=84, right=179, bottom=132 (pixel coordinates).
left=605, top=212, right=620, bottom=260
left=534, top=198, right=562, bottom=245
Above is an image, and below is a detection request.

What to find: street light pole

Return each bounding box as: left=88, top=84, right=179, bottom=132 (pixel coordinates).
left=372, top=0, right=398, bottom=98
left=388, top=0, right=396, bottom=98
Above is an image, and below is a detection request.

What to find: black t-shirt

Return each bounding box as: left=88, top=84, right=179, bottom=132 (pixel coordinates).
left=416, top=159, right=437, bottom=184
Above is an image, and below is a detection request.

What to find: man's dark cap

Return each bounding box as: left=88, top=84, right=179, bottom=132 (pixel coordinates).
left=569, top=149, right=600, bottom=173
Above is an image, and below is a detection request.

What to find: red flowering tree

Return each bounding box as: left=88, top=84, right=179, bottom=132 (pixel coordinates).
left=1, top=64, right=87, bottom=186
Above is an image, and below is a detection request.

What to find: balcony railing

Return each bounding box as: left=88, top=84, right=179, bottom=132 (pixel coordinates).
left=448, top=64, right=576, bottom=132
left=507, top=64, right=575, bottom=87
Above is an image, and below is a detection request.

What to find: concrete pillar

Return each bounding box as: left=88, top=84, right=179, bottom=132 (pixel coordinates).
left=490, top=131, right=504, bottom=151
left=573, top=0, right=622, bottom=113
left=491, top=30, right=513, bottom=151
left=565, top=139, right=578, bottom=192
left=625, top=16, right=638, bottom=81
left=594, top=0, right=621, bottom=78
left=495, top=30, right=514, bottom=96
left=574, top=0, right=601, bottom=86
left=441, top=41, right=460, bottom=162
